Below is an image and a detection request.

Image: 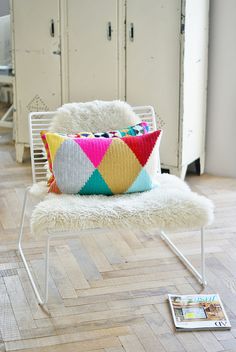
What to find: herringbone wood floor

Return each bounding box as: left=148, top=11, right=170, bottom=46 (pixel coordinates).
left=1, top=130, right=236, bottom=352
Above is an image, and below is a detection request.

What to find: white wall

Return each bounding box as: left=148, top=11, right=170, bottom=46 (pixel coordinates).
left=0, top=0, right=9, bottom=16
left=206, top=0, right=236, bottom=177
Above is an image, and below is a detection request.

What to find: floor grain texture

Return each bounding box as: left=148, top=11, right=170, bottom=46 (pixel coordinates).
left=0, top=131, right=236, bottom=351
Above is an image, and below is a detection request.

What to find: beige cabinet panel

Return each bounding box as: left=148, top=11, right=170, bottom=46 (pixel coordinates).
left=12, top=0, right=62, bottom=148
left=126, top=0, right=182, bottom=167
left=181, top=0, right=209, bottom=168
left=67, top=0, right=119, bottom=102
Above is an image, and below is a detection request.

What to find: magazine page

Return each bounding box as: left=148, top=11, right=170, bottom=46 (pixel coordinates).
left=168, top=294, right=231, bottom=330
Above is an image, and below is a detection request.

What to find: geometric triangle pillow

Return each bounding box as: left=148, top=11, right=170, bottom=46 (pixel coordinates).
left=41, top=121, right=149, bottom=180
left=41, top=130, right=162, bottom=195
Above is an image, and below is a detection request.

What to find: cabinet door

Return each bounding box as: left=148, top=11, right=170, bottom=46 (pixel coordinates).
left=67, top=0, right=119, bottom=102
left=12, top=0, right=61, bottom=144
left=126, top=0, right=181, bottom=167
left=181, top=0, right=209, bottom=166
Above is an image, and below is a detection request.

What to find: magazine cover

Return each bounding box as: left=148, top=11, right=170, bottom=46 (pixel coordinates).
left=168, top=294, right=231, bottom=331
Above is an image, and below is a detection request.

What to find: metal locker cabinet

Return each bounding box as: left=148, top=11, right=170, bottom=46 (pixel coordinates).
left=11, top=0, right=209, bottom=178
left=11, top=0, right=62, bottom=162
left=125, top=0, right=209, bottom=178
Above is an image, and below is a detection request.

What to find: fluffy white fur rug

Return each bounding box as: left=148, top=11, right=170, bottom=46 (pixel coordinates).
left=30, top=100, right=214, bottom=236
left=50, top=100, right=141, bottom=134
left=31, top=174, right=214, bottom=236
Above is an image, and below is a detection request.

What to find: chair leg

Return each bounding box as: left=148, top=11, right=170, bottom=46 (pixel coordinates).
left=18, top=187, right=50, bottom=305
left=18, top=187, right=207, bottom=303
left=201, top=227, right=206, bottom=286
left=18, top=188, right=85, bottom=305
left=160, top=227, right=207, bottom=287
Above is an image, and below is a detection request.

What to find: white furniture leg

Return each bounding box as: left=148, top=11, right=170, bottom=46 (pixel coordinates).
left=15, top=143, right=25, bottom=163
left=18, top=231, right=82, bottom=305
left=168, top=165, right=188, bottom=180
left=18, top=188, right=84, bottom=305
left=18, top=187, right=50, bottom=305
left=160, top=228, right=207, bottom=287
left=199, top=152, right=205, bottom=175
left=18, top=188, right=207, bottom=305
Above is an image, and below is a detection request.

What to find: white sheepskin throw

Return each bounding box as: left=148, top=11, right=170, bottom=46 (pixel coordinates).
left=50, top=100, right=141, bottom=134
left=31, top=174, right=214, bottom=236
left=30, top=100, right=214, bottom=236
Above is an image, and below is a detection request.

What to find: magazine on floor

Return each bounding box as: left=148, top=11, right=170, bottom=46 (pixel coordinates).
left=168, top=294, right=231, bottom=331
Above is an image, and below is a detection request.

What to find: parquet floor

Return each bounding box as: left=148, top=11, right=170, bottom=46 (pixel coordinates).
left=1, top=130, right=236, bottom=352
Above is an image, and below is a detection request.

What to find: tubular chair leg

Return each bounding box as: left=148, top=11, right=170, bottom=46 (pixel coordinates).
left=18, top=186, right=207, bottom=304
left=18, top=187, right=50, bottom=305
left=201, top=227, right=206, bottom=286
left=160, top=227, right=207, bottom=287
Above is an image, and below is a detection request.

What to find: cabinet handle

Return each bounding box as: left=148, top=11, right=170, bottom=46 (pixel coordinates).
left=50, top=19, right=55, bottom=37
left=52, top=49, right=61, bottom=55
left=129, top=23, right=134, bottom=41
left=107, top=22, right=112, bottom=40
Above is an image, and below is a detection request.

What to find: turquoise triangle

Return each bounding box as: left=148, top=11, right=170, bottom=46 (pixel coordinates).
left=79, top=169, right=113, bottom=195
left=127, top=168, right=152, bottom=193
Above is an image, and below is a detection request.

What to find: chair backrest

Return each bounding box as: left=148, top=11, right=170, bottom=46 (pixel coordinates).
left=29, top=105, right=157, bottom=183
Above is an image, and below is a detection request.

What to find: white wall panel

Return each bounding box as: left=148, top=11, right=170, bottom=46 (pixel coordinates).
left=206, top=0, right=236, bottom=177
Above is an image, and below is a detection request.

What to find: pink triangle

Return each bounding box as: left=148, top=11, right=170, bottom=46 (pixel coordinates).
left=74, top=138, right=112, bottom=167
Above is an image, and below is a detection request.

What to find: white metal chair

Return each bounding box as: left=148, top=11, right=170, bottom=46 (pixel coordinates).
left=18, top=104, right=213, bottom=305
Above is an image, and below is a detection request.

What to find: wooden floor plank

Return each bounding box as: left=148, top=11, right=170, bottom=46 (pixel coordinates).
left=17, top=268, right=48, bottom=320
left=194, top=331, right=224, bottom=352
left=7, top=337, right=120, bottom=352
left=49, top=254, right=78, bottom=300
left=93, top=233, right=125, bottom=265
left=119, top=334, right=145, bottom=352
left=3, top=275, right=37, bottom=330
left=132, top=321, right=166, bottom=352
left=0, top=283, right=21, bottom=341
left=144, top=311, right=188, bottom=351
left=105, top=347, right=125, bottom=352
left=55, top=245, right=90, bottom=289
left=81, top=235, right=113, bottom=273
left=91, top=270, right=190, bottom=289
left=68, top=238, right=102, bottom=281
left=30, top=259, right=63, bottom=305
left=5, top=327, right=129, bottom=351
left=77, top=277, right=187, bottom=297
left=35, top=305, right=155, bottom=329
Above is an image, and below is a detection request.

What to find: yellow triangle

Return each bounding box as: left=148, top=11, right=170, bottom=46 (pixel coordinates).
left=45, top=132, right=67, bottom=163
left=98, top=139, right=141, bottom=194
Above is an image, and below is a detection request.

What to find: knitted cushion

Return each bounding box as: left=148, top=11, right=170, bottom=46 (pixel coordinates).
left=41, top=130, right=162, bottom=195
left=41, top=122, right=149, bottom=178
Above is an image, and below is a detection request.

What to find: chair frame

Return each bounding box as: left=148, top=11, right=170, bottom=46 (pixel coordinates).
left=18, top=106, right=206, bottom=305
